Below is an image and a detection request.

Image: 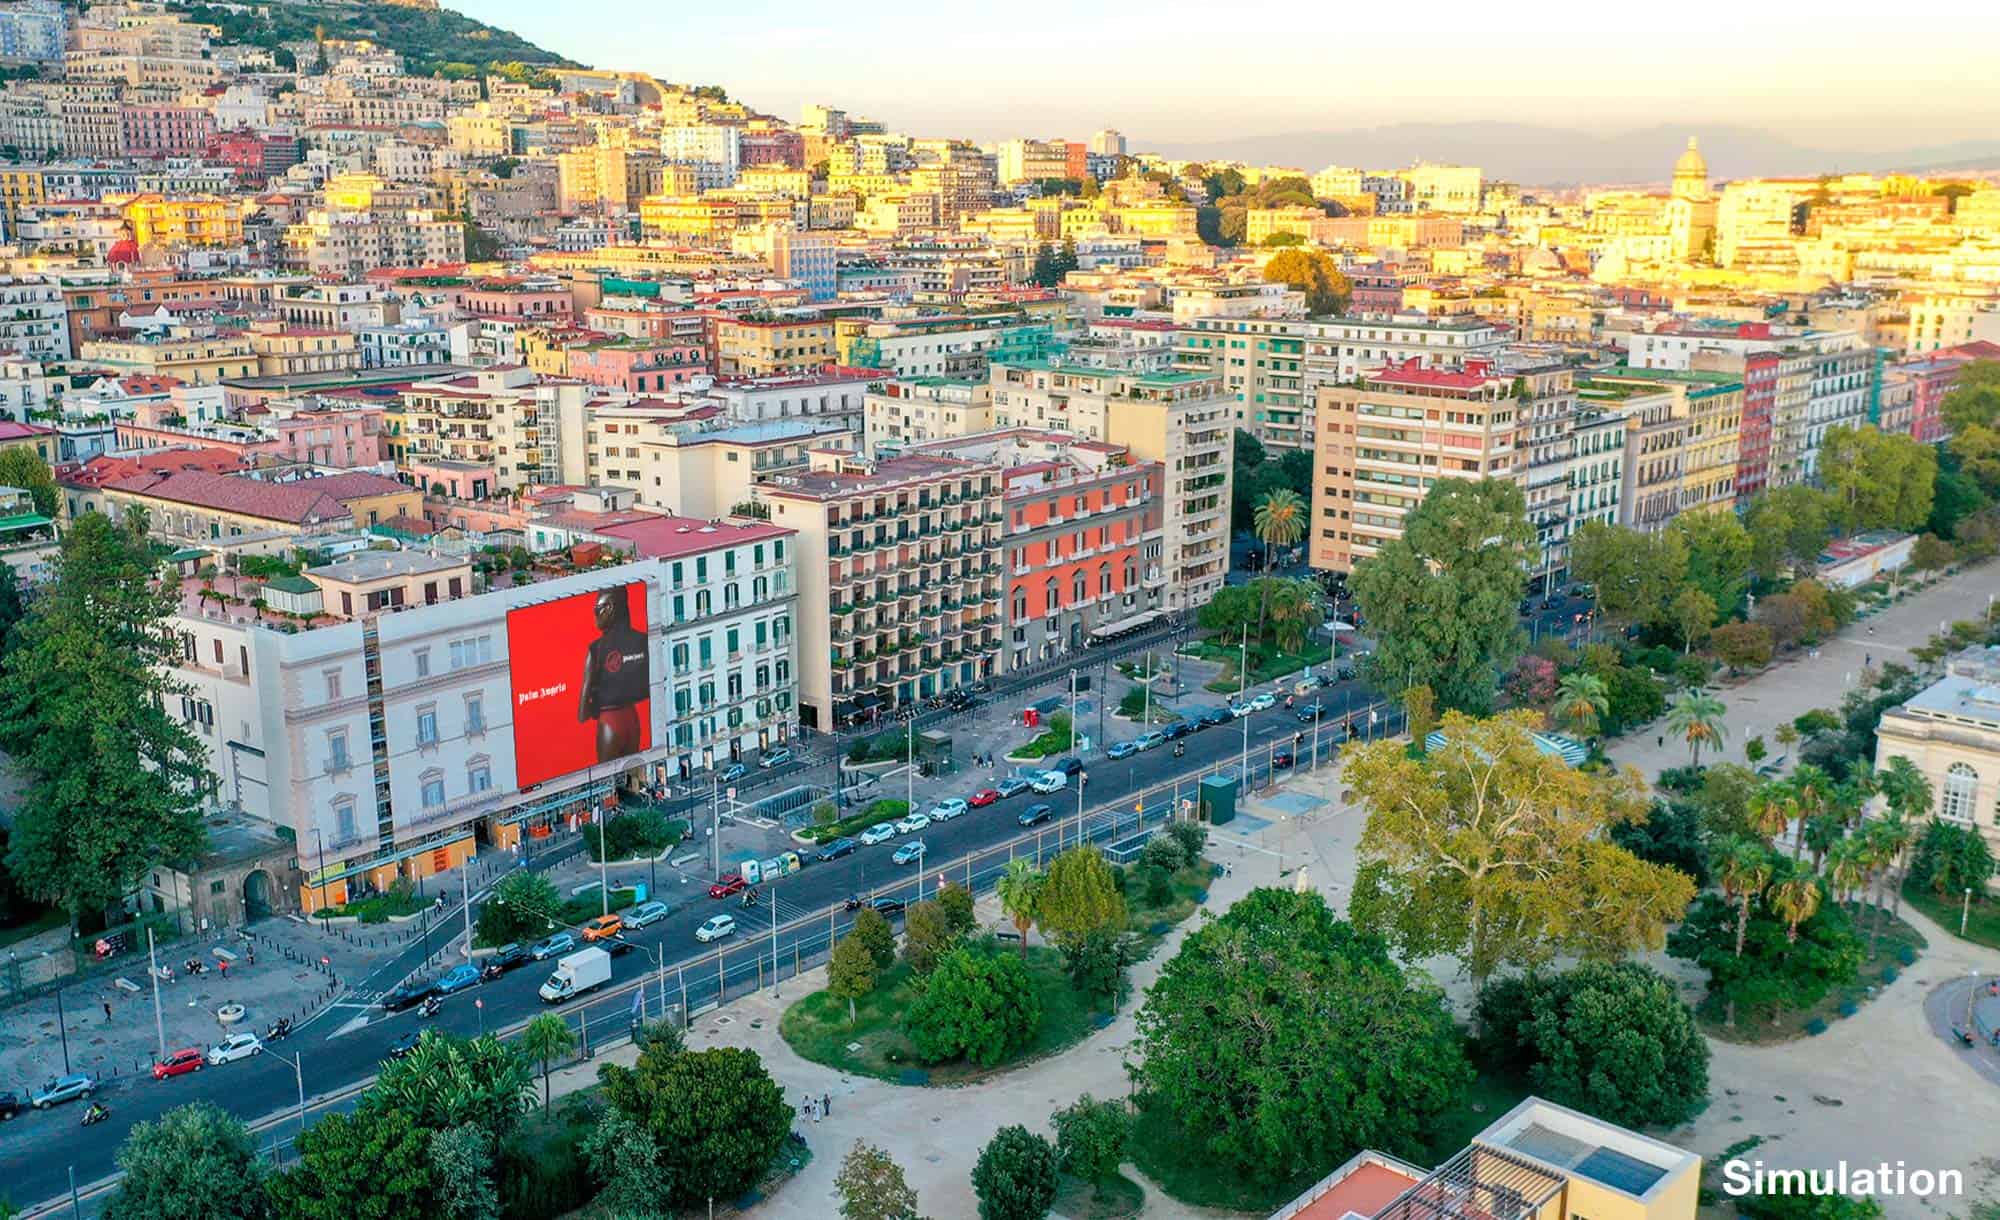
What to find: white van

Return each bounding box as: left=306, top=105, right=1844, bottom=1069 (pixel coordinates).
left=538, top=947, right=611, bottom=1004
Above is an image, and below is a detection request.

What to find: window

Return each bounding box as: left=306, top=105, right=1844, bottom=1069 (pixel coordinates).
left=333, top=799, right=356, bottom=843
left=324, top=670, right=342, bottom=700
left=699, top=636, right=713, bottom=665
left=467, top=758, right=492, bottom=794
left=420, top=772, right=446, bottom=810
left=416, top=707, right=439, bottom=746
left=1943, top=763, right=1979, bottom=823
left=672, top=641, right=690, bottom=673
left=414, top=648, right=430, bottom=678
left=326, top=729, right=350, bottom=773
left=464, top=693, right=485, bottom=734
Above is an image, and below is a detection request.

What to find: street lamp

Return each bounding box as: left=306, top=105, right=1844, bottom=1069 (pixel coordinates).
left=266, top=1047, right=308, bottom=1156
left=312, top=827, right=329, bottom=933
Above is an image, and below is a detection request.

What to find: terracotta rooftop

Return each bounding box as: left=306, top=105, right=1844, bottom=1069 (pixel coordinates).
left=592, top=513, right=794, bottom=560
left=109, top=470, right=352, bottom=526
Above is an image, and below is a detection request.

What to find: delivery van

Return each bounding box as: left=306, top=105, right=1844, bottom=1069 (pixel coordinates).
left=538, top=946, right=612, bottom=1004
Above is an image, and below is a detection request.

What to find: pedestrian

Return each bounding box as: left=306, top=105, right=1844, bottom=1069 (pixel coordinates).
left=823, top=1092, right=831, bottom=1116
left=1657, top=735, right=1664, bottom=749
left=219, top=958, right=229, bottom=979
left=812, top=1099, right=820, bottom=1124
left=102, top=1001, right=112, bottom=1023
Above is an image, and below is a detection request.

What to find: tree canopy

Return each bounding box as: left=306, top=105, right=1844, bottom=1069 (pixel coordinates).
left=903, top=945, right=1042, bottom=1066
left=108, top=1103, right=269, bottom=1220
left=599, top=1044, right=793, bottom=1209
left=1260, top=248, right=1350, bottom=316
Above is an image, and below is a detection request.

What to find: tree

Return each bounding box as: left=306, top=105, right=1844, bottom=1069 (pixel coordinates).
left=1351, top=479, right=1533, bottom=713
left=519, top=1013, right=576, bottom=1115
left=580, top=1108, right=667, bottom=1219
left=107, top=1103, right=269, bottom=1220
left=599, top=1045, right=792, bottom=1210
left=1550, top=671, right=1609, bottom=739
left=1906, top=817, right=1996, bottom=898
left=369, top=1032, right=531, bottom=1145
left=1134, top=888, right=1469, bottom=1182
left=1503, top=655, right=1558, bottom=707
left=429, top=1126, right=499, bottom=1220
left=1346, top=711, right=1695, bottom=995
left=972, top=1126, right=1060, bottom=1220
left=1569, top=521, right=1687, bottom=628
left=1669, top=511, right=1753, bottom=616
left=903, top=946, right=1041, bottom=1066
left=270, top=1107, right=434, bottom=1220
left=1051, top=1095, right=1129, bottom=1193
left=901, top=898, right=955, bottom=975
left=1252, top=487, right=1307, bottom=629
left=835, top=1141, right=919, bottom=1220
left=1909, top=533, right=1956, bottom=578
left=1034, top=847, right=1125, bottom=949
left=0, top=447, right=55, bottom=517
left=1670, top=586, right=1717, bottom=654
left=827, top=931, right=878, bottom=1025
left=937, top=881, right=976, bottom=936
left=1478, top=962, right=1709, bottom=1128
left=1818, top=426, right=1937, bottom=532
left=1261, top=248, right=1350, bottom=315
left=1666, top=689, right=1728, bottom=766
left=476, top=866, right=561, bottom=947
left=850, top=905, right=897, bottom=970
left=0, top=561, right=22, bottom=652
left=1402, top=683, right=1437, bottom=748
left=1712, top=622, right=1775, bottom=674
left=997, top=859, right=1044, bottom=958
left=1712, top=838, right=1776, bottom=1027
left=0, top=513, right=208, bottom=927
left=1670, top=873, right=1862, bottom=1024
left=1060, top=927, right=1131, bottom=1002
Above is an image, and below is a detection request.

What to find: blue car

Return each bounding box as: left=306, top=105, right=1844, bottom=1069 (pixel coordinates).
left=817, top=837, right=857, bottom=862
left=435, top=963, right=481, bottom=995
left=1106, top=741, right=1137, bottom=760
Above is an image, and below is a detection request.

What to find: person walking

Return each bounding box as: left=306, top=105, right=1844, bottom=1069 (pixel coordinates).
left=822, top=1092, right=831, bottom=1116
left=102, top=1001, right=112, bottom=1024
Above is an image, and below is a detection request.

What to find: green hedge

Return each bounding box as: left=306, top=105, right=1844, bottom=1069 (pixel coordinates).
left=558, top=887, right=638, bottom=926
left=313, top=878, right=425, bottom=924
left=585, top=809, right=687, bottom=862
left=796, top=799, right=911, bottom=844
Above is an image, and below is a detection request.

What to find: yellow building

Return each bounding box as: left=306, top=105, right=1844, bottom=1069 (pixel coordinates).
left=79, top=332, right=259, bottom=385
left=1107, top=201, right=1198, bottom=239
left=119, top=194, right=246, bottom=249
left=714, top=314, right=835, bottom=377
left=247, top=327, right=361, bottom=378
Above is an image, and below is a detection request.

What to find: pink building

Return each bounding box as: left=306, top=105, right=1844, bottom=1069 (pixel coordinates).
left=458, top=280, right=574, bottom=323
left=120, top=105, right=218, bottom=159
left=114, top=405, right=383, bottom=467
left=740, top=127, right=805, bottom=168
left=566, top=341, right=709, bottom=394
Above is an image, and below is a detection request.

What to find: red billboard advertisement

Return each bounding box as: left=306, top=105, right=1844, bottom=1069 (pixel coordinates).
left=507, top=582, right=652, bottom=788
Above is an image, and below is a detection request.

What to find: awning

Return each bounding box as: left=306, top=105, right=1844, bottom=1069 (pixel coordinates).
left=1090, top=609, right=1163, bottom=639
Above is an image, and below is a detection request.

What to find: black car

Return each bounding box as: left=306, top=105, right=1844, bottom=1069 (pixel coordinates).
left=1198, top=707, right=1232, bottom=728
left=1273, top=747, right=1296, bottom=768
left=1162, top=720, right=1194, bottom=741
left=380, top=978, right=437, bottom=1012
left=817, top=837, right=857, bottom=862
left=1049, top=756, right=1085, bottom=776
left=386, top=1030, right=425, bottom=1059
left=869, top=897, right=906, bottom=917
left=484, top=943, right=531, bottom=974
left=0, top=1090, right=18, bottom=1121
left=1018, top=803, right=1053, bottom=827
left=600, top=935, right=637, bottom=958
left=1296, top=702, right=1327, bottom=722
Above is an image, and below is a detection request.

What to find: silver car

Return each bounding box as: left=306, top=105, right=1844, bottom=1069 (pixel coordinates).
left=624, top=900, right=671, bottom=928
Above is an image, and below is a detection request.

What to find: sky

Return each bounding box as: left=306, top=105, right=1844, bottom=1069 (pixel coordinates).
left=457, top=0, right=2000, bottom=153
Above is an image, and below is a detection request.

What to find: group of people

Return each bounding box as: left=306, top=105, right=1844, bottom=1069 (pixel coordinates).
left=800, top=1091, right=833, bottom=1123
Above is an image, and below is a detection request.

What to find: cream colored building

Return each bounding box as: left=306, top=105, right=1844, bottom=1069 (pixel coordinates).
left=864, top=377, right=994, bottom=455
left=1875, top=646, right=2000, bottom=868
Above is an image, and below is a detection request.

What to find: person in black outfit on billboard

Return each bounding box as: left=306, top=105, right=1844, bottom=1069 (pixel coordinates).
left=579, top=588, right=650, bottom=762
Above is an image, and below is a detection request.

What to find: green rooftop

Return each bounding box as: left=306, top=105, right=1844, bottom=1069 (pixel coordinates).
left=260, top=574, right=320, bottom=595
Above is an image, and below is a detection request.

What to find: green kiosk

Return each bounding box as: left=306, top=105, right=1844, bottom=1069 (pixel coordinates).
left=1198, top=773, right=1238, bottom=826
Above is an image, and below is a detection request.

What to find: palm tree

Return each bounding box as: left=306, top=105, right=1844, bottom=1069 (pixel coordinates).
left=1773, top=722, right=1800, bottom=755
left=1551, top=671, right=1609, bottom=740
left=1252, top=488, right=1306, bottom=638
left=1824, top=836, right=1868, bottom=916
left=1749, top=782, right=1798, bottom=850
left=1769, top=875, right=1822, bottom=944
left=1876, top=755, right=1934, bottom=822
left=1716, top=837, right=1774, bottom=1028
left=520, top=1012, right=577, bottom=1116
left=1267, top=579, right=1318, bottom=655
left=996, top=858, right=1044, bottom=960
left=1869, top=807, right=1919, bottom=926
left=1666, top=689, right=1728, bottom=767
left=1788, top=764, right=1833, bottom=862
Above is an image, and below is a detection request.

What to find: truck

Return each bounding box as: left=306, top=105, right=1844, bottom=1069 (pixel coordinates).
left=537, top=947, right=612, bottom=1004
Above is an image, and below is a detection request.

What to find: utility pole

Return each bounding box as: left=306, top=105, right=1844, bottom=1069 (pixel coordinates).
left=1238, top=627, right=1251, bottom=782
left=711, top=773, right=722, bottom=877
left=55, top=984, right=70, bottom=1074
left=146, top=926, right=166, bottom=1060
left=905, top=709, right=914, bottom=815
left=461, top=866, right=474, bottom=951
left=269, top=1048, right=307, bottom=1154
left=596, top=768, right=610, bottom=917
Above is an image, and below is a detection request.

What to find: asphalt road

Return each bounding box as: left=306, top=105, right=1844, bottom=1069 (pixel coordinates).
left=1, top=600, right=1594, bottom=1214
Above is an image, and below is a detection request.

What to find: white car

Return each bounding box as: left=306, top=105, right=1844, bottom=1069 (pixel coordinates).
left=206, top=1033, right=262, bottom=1065
left=1228, top=702, right=1253, bottom=719
left=1248, top=692, right=1277, bottom=712
left=928, top=798, right=968, bottom=822
left=1030, top=770, right=1068, bottom=794
left=892, top=840, right=927, bottom=865
left=696, top=914, right=737, bottom=943
left=894, top=812, right=931, bottom=834
left=858, top=822, right=897, bottom=846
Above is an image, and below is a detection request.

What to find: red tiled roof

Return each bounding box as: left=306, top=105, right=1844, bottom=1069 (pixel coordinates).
left=60, top=447, right=247, bottom=489
left=290, top=471, right=411, bottom=501
left=0, top=421, right=56, bottom=441
left=109, top=470, right=353, bottom=525
left=593, top=513, right=793, bottom=560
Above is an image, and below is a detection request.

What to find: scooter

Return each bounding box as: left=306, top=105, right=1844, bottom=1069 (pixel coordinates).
left=265, top=1018, right=291, bottom=1042
left=842, top=895, right=863, bottom=912
left=480, top=961, right=504, bottom=982
left=740, top=889, right=761, bottom=910
left=81, top=1103, right=110, bottom=1127
left=418, top=996, right=442, bottom=1020
left=1173, top=741, right=1186, bottom=758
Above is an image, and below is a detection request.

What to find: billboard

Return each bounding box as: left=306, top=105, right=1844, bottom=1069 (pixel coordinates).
left=507, top=582, right=652, bottom=789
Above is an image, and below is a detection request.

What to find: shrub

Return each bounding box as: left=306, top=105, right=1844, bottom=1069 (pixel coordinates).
left=849, top=907, right=896, bottom=971
left=1051, top=1095, right=1129, bottom=1189
left=1061, top=929, right=1130, bottom=1003
left=972, top=1126, right=1059, bottom=1220
left=1138, top=835, right=1187, bottom=874
left=937, top=882, right=976, bottom=937
left=1165, top=820, right=1208, bottom=861
left=587, top=809, right=681, bottom=862
left=903, top=946, right=1041, bottom=1067
left=901, top=900, right=956, bottom=976
left=1133, top=863, right=1174, bottom=908
left=1907, top=818, right=1997, bottom=898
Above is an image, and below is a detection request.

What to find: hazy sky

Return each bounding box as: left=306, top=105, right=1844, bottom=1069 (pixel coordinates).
left=458, top=0, right=2000, bottom=151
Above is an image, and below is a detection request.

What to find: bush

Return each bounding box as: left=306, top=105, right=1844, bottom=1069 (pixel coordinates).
left=1138, top=835, right=1187, bottom=874
left=901, top=900, right=956, bottom=976
left=1165, top=820, right=1208, bottom=860
left=1052, top=1095, right=1130, bottom=1190
left=1060, top=929, right=1130, bottom=1004
left=1906, top=818, right=1997, bottom=898
left=972, top=1125, right=1060, bottom=1220
left=903, top=946, right=1042, bottom=1067
left=476, top=871, right=561, bottom=947
left=850, top=907, right=896, bottom=971
left=1133, top=863, right=1175, bottom=908
left=586, top=809, right=682, bottom=862
left=1673, top=654, right=1713, bottom=688
left=938, top=882, right=976, bottom=937
left=558, top=887, right=636, bottom=927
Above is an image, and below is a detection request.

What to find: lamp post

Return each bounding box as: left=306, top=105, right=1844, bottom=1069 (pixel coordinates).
left=146, top=926, right=166, bottom=1061
left=312, top=827, right=329, bottom=933
left=1964, top=887, right=1974, bottom=937
left=267, top=1047, right=307, bottom=1157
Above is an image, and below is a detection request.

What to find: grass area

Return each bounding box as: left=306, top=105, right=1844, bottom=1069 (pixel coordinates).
left=1127, top=1044, right=1528, bottom=1212
left=1054, top=1171, right=1146, bottom=1220
left=1011, top=712, right=1077, bottom=760
left=1700, top=905, right=1927, bottom=1045
left=1123, top=862, right=1212, bottom=955
left=557, top=887, right=638, bottom=927
left=1115, top=689, right=1181, bottom=723
left=780, top=946, right=1099, bottom=1085
left=314, top=882, right=426, bottom=924
left=796, top=799, right=910, bottom=845
left=1186, top=639, right=1332, bottom=693
left=1902, top=881, right=2000, bottom=949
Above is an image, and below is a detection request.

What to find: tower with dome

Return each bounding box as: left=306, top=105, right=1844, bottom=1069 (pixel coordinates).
left=1666, top=136, right=1717, bottom=260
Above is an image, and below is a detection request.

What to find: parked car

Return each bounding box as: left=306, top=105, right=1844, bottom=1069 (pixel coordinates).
left=1296, top=702, right=1327, bottom=722
left=1163, top=720, right=1194, bottom=740
left=816, top=838, right=857, bottom=862
left=1273, top=747, right=1296, bottom=768
left=858, top=822, right=897, bottom=846
left=870, top=897, right=907, bottom=917
left=483, top=942, right=533, bottom=974
left=581, top=913, right=624, bottom=942
left=386, top=1030, right=425, bottom=1060
left=719, top=762, right=749, bottom=783
left=928, top=797, right=968, bottom=821
left=968, top=788, right=1001, bottom=807
left=1030, top=770, right=1068, bottom=794
left=624, top=901, right=671, bottom=929
left=152, top=1047, right=205, bottom=1080
left=529, top=932, right=576, bottom=961
left=995, top=775, right=1032, bottom=798
left=31, top=1074, right=95, bottom=1108
left=758, top=748, right=793, bottom=769
left=207, top=1033, right=263, bottom=1066
left=1049, top=755, right=1085, bottom=776
left=599, top=935, right=637, bottom=958
left=696, top=914, right=738, bottom=943
left=1228, top=701, right=1253, bottom=719
left=381, top=978, right=437, bottom=1011
left=1134, top=731, right=1166, bottom=752
left=708, top=873, right=748, bottom=899
left=1199, top=707, right=1232, bottom=728
left=1292, top=675, right=1325, bottom=696
left=892, top=841, right=927, bottom=865
left=893, top=812, right=931, bottom=834
left=435, top=963, right=482, bottom=995
left=1106, top=741, right=1137, bottom=760
left=1017, top=803, right=1053, bottom=827
left=1248, top=692, right=1277, bottom=711
left=0, top=1091, right=19, bottom=1121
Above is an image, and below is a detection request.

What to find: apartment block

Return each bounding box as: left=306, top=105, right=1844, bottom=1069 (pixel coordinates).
left=714, top=314, right=836, bottom=377
left=1576, top=376, right=1685, bottom=534
left=1175, top=317, right=1309, bottom=449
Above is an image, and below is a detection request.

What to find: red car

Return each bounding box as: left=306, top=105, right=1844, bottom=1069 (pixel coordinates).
left=708, top=873, right=747, bottom=899
left=153, top=1047, right=205, bottom=1080
left=968, top=788, right=1001, bottom=807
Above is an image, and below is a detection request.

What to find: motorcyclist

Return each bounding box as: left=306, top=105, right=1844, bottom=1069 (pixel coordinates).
left=420, top=995, right=441, bottom=1018
left=83, top=1102, right=109, bottom=1125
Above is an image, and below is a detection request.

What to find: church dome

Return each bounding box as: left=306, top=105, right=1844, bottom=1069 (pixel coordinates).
left=1674, top=137, right=1707, bottom=181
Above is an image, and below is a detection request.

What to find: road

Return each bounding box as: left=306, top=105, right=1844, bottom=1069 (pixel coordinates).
left=1, top=598, right=1596, bottom=1214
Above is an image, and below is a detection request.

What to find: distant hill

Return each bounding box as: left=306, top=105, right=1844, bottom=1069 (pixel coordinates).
left=1152, top=122, right=2000, bottom=187
left=176, top=0, right=582, bottom=77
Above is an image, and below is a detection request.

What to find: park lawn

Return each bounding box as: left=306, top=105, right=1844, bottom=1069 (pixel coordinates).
left=1124, top=861, right=1213, bottom=955
left=314, top=885, right=426, bottom=924
left=1011, top=714, right=1078, bottom=760
left=1903, top=881, right=2000, bottom=951
left=1053, top=1171, right=1145, bottom=1220
left=780, top=947, right=1098, bottom=1085
left=1700, top=905, right=1927, bottom=1045
left=557, top=887, right=638, bottom=927
left=797, top=799, right=910, bottom=845
left=1188, top=640, right=1332, bottom=693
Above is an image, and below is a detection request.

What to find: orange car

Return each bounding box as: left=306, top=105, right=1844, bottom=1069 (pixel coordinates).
left=581, top=914, right=624, bottom=942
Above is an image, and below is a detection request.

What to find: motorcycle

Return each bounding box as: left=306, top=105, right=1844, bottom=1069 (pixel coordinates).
left=418, top=996, right=442, bottom=1020
left=1954, top=1025, right=1976, bottom=1048
left=265, top=1018, right=292, bottom=1042
left=842, top=895, right=863, bottom=912
left=81, top=1103, right=110, bottom=1127
left=1173, top=741, right=1185, bottom=758
left=480, top=962, right=504, bottom=982
left=740, top=889, right=761, bottom=909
